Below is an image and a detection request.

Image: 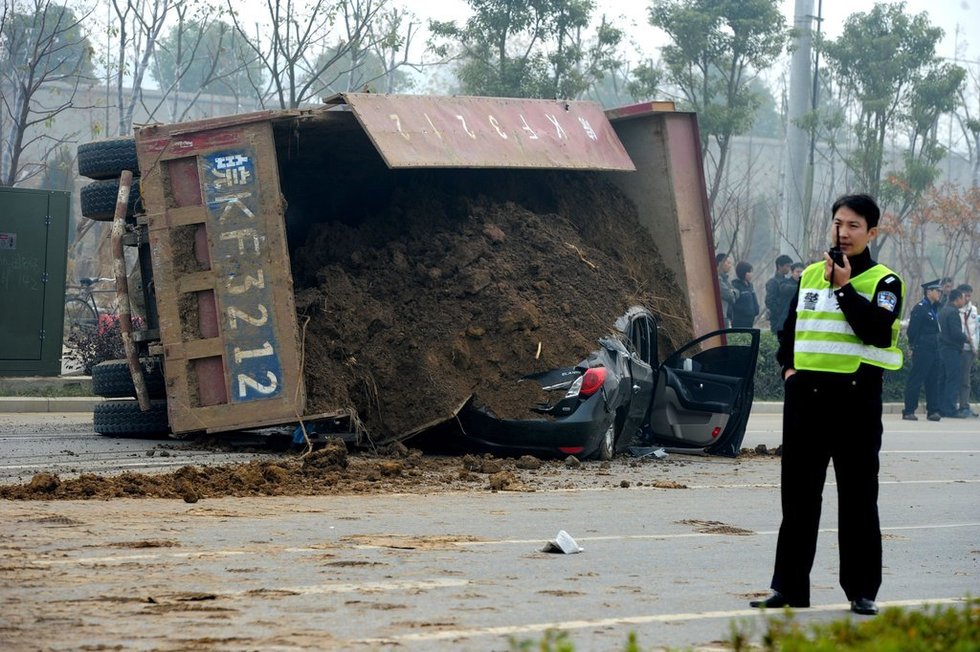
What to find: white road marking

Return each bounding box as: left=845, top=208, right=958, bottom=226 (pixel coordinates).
left=882, top=450, right=980, bottom=454
left=451, top=522, right=980, bottom=547
left=353, top=597, right=968, bottom=644
left=684, top=479, right=980, bottom=489
left=27, top=522, right=980, bottom=564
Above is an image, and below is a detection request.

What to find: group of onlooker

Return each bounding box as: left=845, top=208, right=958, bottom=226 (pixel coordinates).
left=715, top=252, right=802, bottom=332
left=716, top=254, right=978, bottom=419
left=903, top=278, right=979, bottom=420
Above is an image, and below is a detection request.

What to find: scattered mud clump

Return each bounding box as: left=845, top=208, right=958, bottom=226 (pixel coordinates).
left=291, top=170, right=692, bottom=439
left=488, top=470, right=524, bottom=491
left=27, top=473, right=61, bottom=493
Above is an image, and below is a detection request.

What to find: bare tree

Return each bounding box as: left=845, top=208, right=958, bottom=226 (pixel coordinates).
left=0, top=0, right=95, bottom=186
left=302, top=3, right=423, bottom=97
left=108, top=0, right=172, bottom=135
left=149, top=7, right=261, bottom=122
left=363, top=5, right=422, bottom=94
left=227, top=0, right=400, bottom=109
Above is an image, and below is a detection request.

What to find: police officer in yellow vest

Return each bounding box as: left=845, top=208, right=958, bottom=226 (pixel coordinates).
left=750, top=194, right=904, bottom=617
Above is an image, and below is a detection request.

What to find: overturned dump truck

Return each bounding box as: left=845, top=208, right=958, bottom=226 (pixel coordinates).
left=77, top=94, right=758, bottom=457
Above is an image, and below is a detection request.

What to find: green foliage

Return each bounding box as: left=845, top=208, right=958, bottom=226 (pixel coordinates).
left=509, top=629, right=577, bottom=651
left=624, top=60, right=663, bottom=103
left=648, top=0, right=788, bottom=213
left=730, top=598, right=979, bottom=651
left=822, top=2, right=966, bottom=207
left=506, top=599, right=978, bottom=650
left=429, top=0, right=624, bottom=99
left=650, top=0, right=786, bottom=142
left=0, top=379, right=91, bottom=397
left=752, top=330, right=784, bottom=401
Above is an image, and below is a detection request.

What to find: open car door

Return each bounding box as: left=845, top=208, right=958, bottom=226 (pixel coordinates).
left=647, top=328, right=760, bottom=456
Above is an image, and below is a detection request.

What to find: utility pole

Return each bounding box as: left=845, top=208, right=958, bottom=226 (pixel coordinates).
left=781, top=0, right=814, bottom=255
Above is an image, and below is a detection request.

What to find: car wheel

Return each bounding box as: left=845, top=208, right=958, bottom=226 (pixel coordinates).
left=596, top=421, right=616, bottom=461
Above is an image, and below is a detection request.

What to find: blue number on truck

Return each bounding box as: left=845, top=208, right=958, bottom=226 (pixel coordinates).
left=203, top=149, right=284, bottom=402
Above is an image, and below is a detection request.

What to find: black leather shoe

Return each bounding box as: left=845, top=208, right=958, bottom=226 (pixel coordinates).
left=749, top=591, right=808, bottom=609
left=902, top=413, right=918, bottom=421
left=927, top=412, right=942, bottom=421
left=850, top=598, right=879, bottom=615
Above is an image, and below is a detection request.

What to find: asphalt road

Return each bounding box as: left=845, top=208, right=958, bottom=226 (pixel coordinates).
left=0, top=413, right=287, bottom=484
left=0, top=411, right=977, bottom=650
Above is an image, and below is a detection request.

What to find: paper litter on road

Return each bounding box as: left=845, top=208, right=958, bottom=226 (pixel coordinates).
left=541, top=530, right=584, bottom=554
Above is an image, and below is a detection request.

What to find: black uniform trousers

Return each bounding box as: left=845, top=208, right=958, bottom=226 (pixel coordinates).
left=939, top=346, right=963, bottom=417
left=770, top=370, right=883, bottom=604
left=903, top=345, right=941, bottom=415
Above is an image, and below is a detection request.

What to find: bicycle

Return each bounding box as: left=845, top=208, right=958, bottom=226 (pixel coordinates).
left=64, top=277, right=114, bottom=339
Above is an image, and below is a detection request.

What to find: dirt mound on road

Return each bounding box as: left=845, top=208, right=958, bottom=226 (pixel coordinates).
left=0, top=442, right=703, bottom=501
left=291, top=170, right=692, bottom=438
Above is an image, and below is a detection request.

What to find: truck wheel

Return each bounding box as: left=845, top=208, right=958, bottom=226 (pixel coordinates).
left=93, top=399, right=170, bottom=437
left=80, top=178, right=142, bottom=221
left=77, top=137, right=139, bottom=180
left=92, top=358, right=166, bottom=399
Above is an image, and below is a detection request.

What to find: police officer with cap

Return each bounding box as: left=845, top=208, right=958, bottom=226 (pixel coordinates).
left=903, top=279, right=943, bottom=421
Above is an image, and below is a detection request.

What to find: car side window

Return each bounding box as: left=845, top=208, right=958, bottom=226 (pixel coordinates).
left=631, top=318, right=650, bottom=365
left=641, top=316, right=655, bottom=365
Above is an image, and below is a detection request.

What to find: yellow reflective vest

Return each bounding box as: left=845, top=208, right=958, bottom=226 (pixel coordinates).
left=793, top=262, right=904, bottom=372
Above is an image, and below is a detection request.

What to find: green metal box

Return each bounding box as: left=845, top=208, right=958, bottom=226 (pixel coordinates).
left=0, top=187, right=71, bottom=376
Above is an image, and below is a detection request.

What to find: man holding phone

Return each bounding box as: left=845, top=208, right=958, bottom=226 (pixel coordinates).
left=749, top=194, right=904, bottom=616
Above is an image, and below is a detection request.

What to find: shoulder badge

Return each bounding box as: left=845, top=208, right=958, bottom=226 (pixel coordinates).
left=877, top=291, right=898, bottom=312
left=883, top=275, right=897, bottom=285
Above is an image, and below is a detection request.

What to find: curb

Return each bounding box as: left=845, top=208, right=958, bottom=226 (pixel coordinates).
left=0, top=397, right=103, bottom=413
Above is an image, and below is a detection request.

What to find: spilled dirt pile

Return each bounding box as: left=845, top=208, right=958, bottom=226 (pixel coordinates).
left=0, top=441, right=701, bottom=501
left=0, top=442, right=459, bottom=500
left=291, top=171, right=692, bottom=438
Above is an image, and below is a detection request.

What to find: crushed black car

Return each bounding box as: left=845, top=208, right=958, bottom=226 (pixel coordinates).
left=450, top=306, right=760, bottom=459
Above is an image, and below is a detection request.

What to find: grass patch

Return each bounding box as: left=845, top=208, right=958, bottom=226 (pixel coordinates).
left=0, top=379, right=92, bottom=397
left=506, top=599, right=977, bottom=651
left=730, top=598, right=978, bottom=651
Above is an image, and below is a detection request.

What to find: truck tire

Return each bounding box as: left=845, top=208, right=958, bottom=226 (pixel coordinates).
left=93, top=399, right=170, bottom=437
left=92, top=358, right=166, bottom=399
left=77, top=137, right=139, bottom=180
left=80, top=178, right=142, bottom=221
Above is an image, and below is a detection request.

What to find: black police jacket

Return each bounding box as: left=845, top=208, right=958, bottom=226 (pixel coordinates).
left=906, top=298, right=940, bottom=350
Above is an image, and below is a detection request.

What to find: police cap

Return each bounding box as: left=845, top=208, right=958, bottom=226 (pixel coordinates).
left=921, top=279, right=941, bottom=291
